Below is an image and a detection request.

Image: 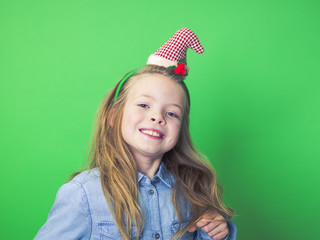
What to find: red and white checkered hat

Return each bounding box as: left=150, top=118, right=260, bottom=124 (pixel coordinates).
left=147, top=27, right=204, bottom=77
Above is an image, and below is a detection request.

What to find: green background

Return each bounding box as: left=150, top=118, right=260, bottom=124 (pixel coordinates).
left=1, top=0, right=319, bottom=239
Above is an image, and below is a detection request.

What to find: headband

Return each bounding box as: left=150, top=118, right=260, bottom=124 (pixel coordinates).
left=113, top=28, right=204, bottom=103
left=113, top=69, right=138, bottom=103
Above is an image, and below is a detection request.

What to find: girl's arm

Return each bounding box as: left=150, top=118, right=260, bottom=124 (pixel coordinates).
left=34, top=181, right=92, bottom=240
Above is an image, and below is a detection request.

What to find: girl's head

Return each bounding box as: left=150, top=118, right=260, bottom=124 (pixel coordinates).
left=101, top=65, right=191, bottom=164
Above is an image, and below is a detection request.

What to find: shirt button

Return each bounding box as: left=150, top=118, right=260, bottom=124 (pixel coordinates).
left=155, top=233, right=160, bottom=239
left=149, top=189, right=154, bottom=195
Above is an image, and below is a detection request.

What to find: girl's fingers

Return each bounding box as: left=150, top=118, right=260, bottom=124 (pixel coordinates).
left=187, top=224, right=197, bottom=232
left=211, top=228, right=229, bottom=240
left=199, top=220, right=220, bottom=233
left=189, top=216, right=216, bottom=232
left=194, top=213, right=228, bottom=238
left=206, top=222, right=228, bottom=239
left=196, top=220, right=210, bottom=228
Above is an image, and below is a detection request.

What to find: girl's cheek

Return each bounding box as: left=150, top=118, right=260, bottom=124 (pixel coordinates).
left=174, top=122, right=182, bottom=135
left=127, top=110, right=142, bottom=121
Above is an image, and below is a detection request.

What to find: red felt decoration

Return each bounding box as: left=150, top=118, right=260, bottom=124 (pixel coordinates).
left=178, top=62, right=185, bottom=68
left=174, top=67, right=181, bottom=74
left=174, top=62, right=187, bottom=75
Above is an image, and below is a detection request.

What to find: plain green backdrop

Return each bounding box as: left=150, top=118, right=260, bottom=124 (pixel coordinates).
left=1, top=0, right=319, bottom=239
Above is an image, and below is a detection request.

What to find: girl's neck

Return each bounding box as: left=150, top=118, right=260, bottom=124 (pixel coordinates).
left=134, top=155, right=162, bottom=180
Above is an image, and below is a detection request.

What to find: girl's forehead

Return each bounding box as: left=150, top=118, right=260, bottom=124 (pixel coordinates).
left=130, top=74, right=180, bottom=93
left=128, top=74, right=185, bottom=104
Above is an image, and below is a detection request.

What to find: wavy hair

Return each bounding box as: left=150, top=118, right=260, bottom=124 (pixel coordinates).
left=72, top=65, right=234, bottom=240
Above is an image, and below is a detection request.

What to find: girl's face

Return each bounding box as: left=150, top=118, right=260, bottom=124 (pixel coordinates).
left=121, top=73, right=185, bottom=162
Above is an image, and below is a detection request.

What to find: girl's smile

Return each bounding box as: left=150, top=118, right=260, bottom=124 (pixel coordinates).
left=121, top=73, right=185, bottom=163
left=139, top=128, right=165, bottom=139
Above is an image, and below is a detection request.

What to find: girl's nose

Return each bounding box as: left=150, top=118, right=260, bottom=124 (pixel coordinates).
left=151, top=116, right=165, bottom=124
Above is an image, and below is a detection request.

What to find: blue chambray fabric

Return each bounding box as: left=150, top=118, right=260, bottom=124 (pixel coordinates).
left=34, top=162, right=237, bottom=240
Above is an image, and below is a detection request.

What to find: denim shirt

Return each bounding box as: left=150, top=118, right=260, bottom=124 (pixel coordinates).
left=34, top=162, right=237, bottom=240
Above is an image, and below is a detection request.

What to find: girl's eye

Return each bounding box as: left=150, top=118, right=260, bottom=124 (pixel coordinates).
left=167, top=112, right=179, bottom=118
left=138, top=104, right=149, bottom=108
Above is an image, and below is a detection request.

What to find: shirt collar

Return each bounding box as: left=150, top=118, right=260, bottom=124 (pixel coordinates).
left=137, top=161, right=175, bottom=188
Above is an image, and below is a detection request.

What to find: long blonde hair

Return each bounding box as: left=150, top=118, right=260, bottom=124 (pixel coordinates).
left=73, top=65, right=234, bottom=239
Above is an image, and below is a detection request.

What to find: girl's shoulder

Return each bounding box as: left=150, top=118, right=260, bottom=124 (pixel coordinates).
left=64, top=168, right=105, bottom=204
left=70, top=167, right=101, bottom=186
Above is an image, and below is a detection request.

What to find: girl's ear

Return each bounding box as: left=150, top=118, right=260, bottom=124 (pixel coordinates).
left=108, top=108, right=115, bottom=127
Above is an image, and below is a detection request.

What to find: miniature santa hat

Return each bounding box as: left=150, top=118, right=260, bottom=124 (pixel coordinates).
left=147, top=27, right=204, bottom=77
left=114, top=28, right=203, bottom=102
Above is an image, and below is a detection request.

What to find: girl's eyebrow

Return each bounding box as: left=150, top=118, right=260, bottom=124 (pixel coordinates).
left=139, top=94, right=182, bottom=110
left=170, top=103, right=182, bottom=110
left=139, top=94, right=154, bottom=99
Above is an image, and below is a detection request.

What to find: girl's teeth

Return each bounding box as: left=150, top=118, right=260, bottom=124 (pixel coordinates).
left=142, top=130, right=161, bottom=137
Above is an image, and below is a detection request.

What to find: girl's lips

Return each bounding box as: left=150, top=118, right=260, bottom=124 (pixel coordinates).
left=139, top=128, right=165, bottom=139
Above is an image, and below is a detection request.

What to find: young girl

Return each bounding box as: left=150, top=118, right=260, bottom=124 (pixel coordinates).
left=34, top=28, right=237, bottom=240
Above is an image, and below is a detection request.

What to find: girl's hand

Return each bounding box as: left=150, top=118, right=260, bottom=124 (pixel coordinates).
left=187, top=212, right=229, bottom=240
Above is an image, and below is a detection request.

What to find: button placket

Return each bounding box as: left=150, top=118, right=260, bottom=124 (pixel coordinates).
left=142, top=176, right=163, bottom=239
